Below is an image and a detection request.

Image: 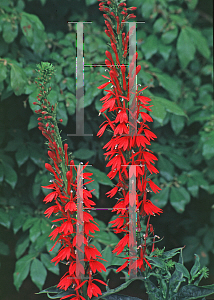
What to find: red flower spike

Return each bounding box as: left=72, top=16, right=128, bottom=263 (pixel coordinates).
left=110, top=11, right=116, bottom=19
left=105, top=59, right=112, bottom=68
left=111, top=43, right=120, bottom=65
left=136, top=65, right=141, bottom=75
left=119, top=2, right=126, bottom=7
left=97, top=81, right=111, bottom=89
left=126, top=14, right=136, bottom=20
left=105, top=29, right=111, bottom=38
left=105, top=50, right=114, bottom=65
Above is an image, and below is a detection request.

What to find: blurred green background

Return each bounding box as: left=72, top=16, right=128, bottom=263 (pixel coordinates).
left=0, top=0, right=213, bottom=299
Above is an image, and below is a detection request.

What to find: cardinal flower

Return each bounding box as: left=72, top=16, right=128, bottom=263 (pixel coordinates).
left=97, top=0, right=162, bottom=279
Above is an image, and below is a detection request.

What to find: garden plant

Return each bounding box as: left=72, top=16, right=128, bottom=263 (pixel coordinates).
left=0, top=0, right=213, bottom=300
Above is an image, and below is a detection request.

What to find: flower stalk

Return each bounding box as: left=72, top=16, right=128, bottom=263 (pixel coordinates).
left=34, top=62, right=107, bottom=300
left=97, top=0, right=162, bottom=277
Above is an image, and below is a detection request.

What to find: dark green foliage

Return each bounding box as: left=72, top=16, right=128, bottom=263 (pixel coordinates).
left=0, top=0, right=213, bottom=296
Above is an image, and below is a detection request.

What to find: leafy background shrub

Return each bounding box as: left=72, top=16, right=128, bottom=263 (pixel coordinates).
left=0, top=0, right=213, bottom=299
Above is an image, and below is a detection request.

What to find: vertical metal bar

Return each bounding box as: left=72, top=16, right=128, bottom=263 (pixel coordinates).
left=129, top=165, right=137, bottom=278
left=128, top=23, right=137, bottom=137
left=76, top=163, right=85, bottom=279
left=68, top=22, right=92, bottom=137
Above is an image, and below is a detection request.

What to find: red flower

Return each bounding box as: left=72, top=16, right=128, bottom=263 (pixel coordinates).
left=97, top=0, right=163, bottom=279
left=141, top=199, right=163, bottom=216
left=112, top=234, right=129, bottom=255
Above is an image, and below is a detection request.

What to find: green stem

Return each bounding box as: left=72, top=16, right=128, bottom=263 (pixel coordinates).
left=53, top=116, right=68, bottom=193
left=144, top=280, right=157, bottom=300
left=82, top=282, right=89, bottom=300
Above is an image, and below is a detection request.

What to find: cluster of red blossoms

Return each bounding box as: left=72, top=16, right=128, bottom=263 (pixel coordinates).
left=34, top=0, right=163, bottom=298
left=34, top=62, right=107, bottom=300
left=97, top=0, right=163, bottom=274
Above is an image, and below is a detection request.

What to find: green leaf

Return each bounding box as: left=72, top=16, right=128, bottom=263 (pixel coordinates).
left=0, top=62, right=7, bottom=82
left=169, top=265, right=185, bottom=294
left=13, top=253, right=35, bottom=291
left=13, top=213, right=26, bottom=234
left=150, top=98, right=167, bottom=125
left=101, top=246, right=113, bottom=269
left=153, top=18, right=166, bottom=33
left=151, top=97, right=187, bottom=117
left=65, top=93, right=76, bottom=115
left=174, top=284, right=214, bottom=300
left=23, top=217, right=38, bottom=231
left=73, top=148, right=95, bottom=160
left=34, top=233, right=49, bottom=252
left=15, top=144, right=29, bottom=167
left=38, top=286, right=76, bottom=298
left=37, top=285, right=61, bottom=294
left=85, top=0, right=97, bottom=6
left=3, top=21, right=18, bottom=43
left=177, top=27, right=196, bottom=69
left=86, top=179, right=99, bottom=199
left=168, top=153, right=191, bottom=171
left=40, top=218, right=51, bottom=234
left=170, top=186, right=190, bottom=213
left=141, top=0, right=155, bottom=19
left=171, top=115, right=185, bottom=135
left=190, top=254, right=200, bottom=278
left=185, top=27, right=211, bottom=59
left=46, top=239, right=61, bottom=258
left=155, top=74, right=181, bottom=101
left=0, top=208, right=10, bottom=228
left=201, top=65, right=213, bottom=76
left=28, top=89, right=40, bottom=111
left=95, top=277, right=146, bottom=300
left=90, top=240, right=102, bottom=253
left=2, top=161, right=17, bottom=189
left=158, top=43, right=172, bottom=61
left=28, top=114, right=38, bottom=130
left=93, top=231, right=111, bottom=245
left=87, top=166, right=114, bottom=187
left=138, top=70, right=154, bottom=87
left=161, top=25, right=178, bottom=44
left=175, top=262, right=190, bottom=280
left=28, top=143, right=45, bottom=167
left=202, top=132, right=214, bottom=160
left=162, top=247, right=183, bottom=260
left=20, top=12, right=34, bottom=44
left=108, top=232, right=120, bottom=246
left=0, top=241, right=10, bottom=255
left=15, top=234, right=30, bottom=259
left=183, top=236, right=200, bottom=262
left=10, top=64, right=28, bottom=96
left=186, top=0, right=198, bottom=9
left=148, top=257, right=166, bottom=268
left=56, top=102, right=68, bottom=126
left=187, top=178, right=199, bottom=197
left=158, top=155, right=174, bottom=181
left=150, top=186, right=169, bottom=208
left=30, top=258, right=47, bottom=290
left=29, top=219, right=41, bottom=243
left=41, top=253, right=59, bottom=275
left=142, top=35, right=158, bottom=60
left=48, top=89, right=58, bottom=105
